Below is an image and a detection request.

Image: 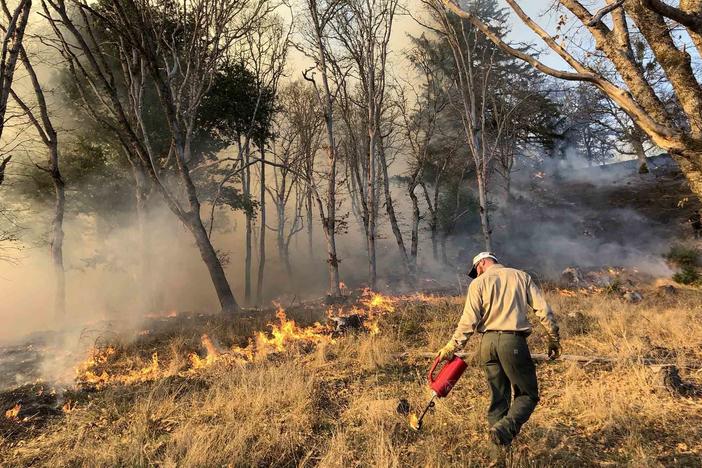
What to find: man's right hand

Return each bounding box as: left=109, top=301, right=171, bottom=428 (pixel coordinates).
left=437, top=342, right=456, bottom=362
left=547, top=337, right=561, bottom=360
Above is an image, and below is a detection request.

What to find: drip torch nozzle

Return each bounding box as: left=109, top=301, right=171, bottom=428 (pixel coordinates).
left=409, top=393, right=436, bottom=431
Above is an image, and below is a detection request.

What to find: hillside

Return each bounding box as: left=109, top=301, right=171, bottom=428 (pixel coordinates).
left=1, top=286, right=701, bottom=467
left=2, top=155, right=702, bottom=467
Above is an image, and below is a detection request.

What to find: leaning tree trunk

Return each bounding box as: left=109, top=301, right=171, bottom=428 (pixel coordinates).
left=171, top=131, right=238, bottom=314
left=256, top=144, right=266, bottom=306
left=187, top=213, right=238, bottom=313
left=378, top=138, right=412, bottom=279
left=49, top=144, right=66, bottom=319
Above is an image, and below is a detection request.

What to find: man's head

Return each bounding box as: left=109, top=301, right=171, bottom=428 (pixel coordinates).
left=468, top=252, right=498, bottom=278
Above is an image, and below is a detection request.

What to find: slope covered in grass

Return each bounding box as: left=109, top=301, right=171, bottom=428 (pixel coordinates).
left=1, top=286, right=702, bottom=467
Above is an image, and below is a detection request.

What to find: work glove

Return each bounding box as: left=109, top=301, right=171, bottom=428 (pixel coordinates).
left=437, top=342, right=456, bottom=362
left=547, top=337, right=561, bottom=360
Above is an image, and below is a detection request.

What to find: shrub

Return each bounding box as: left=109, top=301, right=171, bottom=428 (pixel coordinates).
left=666, top=245, right=699, bottom=267
left=672, top=265, right=701, bottom=285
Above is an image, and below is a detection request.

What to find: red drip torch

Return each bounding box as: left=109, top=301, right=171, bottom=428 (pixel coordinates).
left=409, top=355, right=468, bottom=431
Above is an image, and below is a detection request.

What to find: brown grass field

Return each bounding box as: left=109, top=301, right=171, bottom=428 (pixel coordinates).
left=1, top=282, right=702, bottom=467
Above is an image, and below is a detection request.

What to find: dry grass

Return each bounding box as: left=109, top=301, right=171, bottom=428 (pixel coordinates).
left=2, top=286, right=702, bottom=467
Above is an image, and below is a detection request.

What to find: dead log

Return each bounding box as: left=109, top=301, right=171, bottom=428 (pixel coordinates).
left=396, top=352, right=684, bottom=366
left=655, top=365, right=701, bottom=397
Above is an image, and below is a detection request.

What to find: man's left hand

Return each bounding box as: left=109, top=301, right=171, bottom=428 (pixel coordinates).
left=437, top=342, right=456, bottom=362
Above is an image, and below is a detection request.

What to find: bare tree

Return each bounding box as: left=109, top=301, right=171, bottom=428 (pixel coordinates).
left=8, top=40, right=65, bottom=317
left=442, top=0, right=702, bottom=200
left=0, top=0, right=31, bottom=142
left=332, top=0, right=402, bottom=288
left=266, top=112, right=304, bottom=277
left=282, top=81, right=323, bottom=259
left=428, top=0, right=501, bottom=250
left=241, top=13, right=290, bottom=306
left=393, top=63, right=448, bottom=273
left=42, top=0, right=269, bottom=314
left=300, top=0, right=344, bottom=297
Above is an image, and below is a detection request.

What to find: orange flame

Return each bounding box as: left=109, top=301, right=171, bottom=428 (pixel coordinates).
left=76, top=347, right=160, bottom=388
left=359, top=290, right=396, bottom=335
left=5, top=403, right=20, bottom=420
left=254, top=306, right=332, bottom=356
left=556, top=288, right=578, bottom=297
left=189, top=334, right=222, bottom=369
left=62, top=400, right=75, bottom=413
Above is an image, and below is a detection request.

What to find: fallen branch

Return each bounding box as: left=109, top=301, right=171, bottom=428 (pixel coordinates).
left=397, top=352, right=681, bottom=366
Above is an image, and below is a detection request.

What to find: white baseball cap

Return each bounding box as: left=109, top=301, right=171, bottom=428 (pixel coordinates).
left=468, top=251, right=498, bottom=278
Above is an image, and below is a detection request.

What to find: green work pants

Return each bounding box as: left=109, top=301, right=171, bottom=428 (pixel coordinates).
left=479, top=331, right=539, bottom=444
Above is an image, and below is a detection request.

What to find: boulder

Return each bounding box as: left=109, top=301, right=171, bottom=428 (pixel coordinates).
left=622, top=291, right=643, bottom=303
left=561, top=267, right=584, bottom=286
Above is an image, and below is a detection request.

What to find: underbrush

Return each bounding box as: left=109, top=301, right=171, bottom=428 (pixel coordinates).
left=2, top=288, right=701, bottom=466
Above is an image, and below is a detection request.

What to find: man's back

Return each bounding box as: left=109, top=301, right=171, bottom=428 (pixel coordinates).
left=450, top=264, right=559, bottom=346
left=470, top=264, right=533, bottom=333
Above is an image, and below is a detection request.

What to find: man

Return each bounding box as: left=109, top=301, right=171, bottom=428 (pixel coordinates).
left=436, top=252, right=561, bottom=447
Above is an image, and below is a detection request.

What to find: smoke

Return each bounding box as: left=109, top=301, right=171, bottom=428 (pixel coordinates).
left=0, top=148, right=692, bottom=389
left=489, top=153, right=685, bottom=278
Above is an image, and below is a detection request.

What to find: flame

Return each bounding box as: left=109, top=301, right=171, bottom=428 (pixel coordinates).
left=358, top=290, right=396, bottom=335
left=187, top=307, right=330, bottom=370
left=62, top=400, right=75, bottom=413
left=406, top=292, right=446, bottom=304
left=255, top=306, right=332, bottom=356
left=189, top=334, right=221, bottom=369
left=557, top=288, right=578, bottom=297
left=408, top=413, right=420, bottom=430
left=76, top=347, right=160, bottom=388
left=5, top=403, right=21, bottom=420
left=145, top=309, right=178, bottom=319
left=76, top=292, right=410, bottom=387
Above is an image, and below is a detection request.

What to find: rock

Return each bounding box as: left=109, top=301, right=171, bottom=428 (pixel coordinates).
left=658, top=284, right=676, bottom=295
left=586, top=271, right=615, bottom=288
left=561, top=267, right=584, bottom=286
left=622, top=291, right=643, bottom=303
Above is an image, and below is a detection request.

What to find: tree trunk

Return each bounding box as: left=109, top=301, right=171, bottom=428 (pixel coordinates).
left=477, top=175, right=492, bottom=251
left=132, top=163, right=156, bottom=312
left=378, top=138, right=412, bottom=278
left=440, top=234, right=448, bottom=265
left=367, top=133, right=377, bottom=290
left=256, top=144, right=266, bottom=306
left=631, top=136, right=649, bottom=174
left=306, top=178, right=313, bottom=259
left=672, top=150, right=702, bottom=197
left=188, top=213, right=238, bottom=314
left=408, top=176, right=420, bottom=274
left=244, top=145, right=252, bottom=304
left=49, top=144, right=66, bottom=319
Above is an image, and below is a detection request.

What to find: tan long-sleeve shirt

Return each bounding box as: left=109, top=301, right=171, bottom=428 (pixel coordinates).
left=449, top=264, right=559, bottom=349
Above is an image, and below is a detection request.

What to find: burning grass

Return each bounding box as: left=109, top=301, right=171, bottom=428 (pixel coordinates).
left=2, top=286, right=702, bottom=466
